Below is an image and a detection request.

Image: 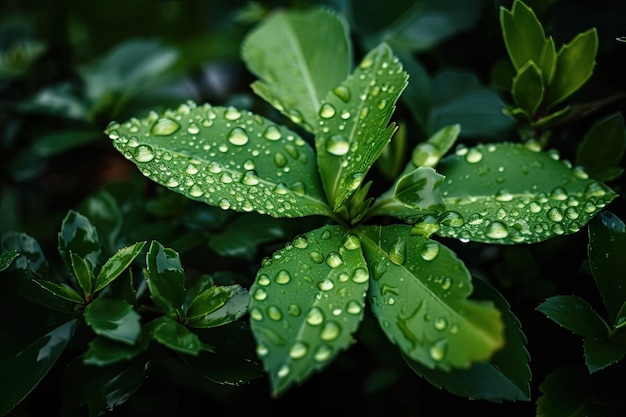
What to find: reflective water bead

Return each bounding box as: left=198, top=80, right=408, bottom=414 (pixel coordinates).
left=325, top=252, right=343, bottom=268
left=134, top=145, right=155, bottom=162
left=420, top=242, right=440, bottom=261
left=388, top=238, right=406, bottom=265
left=151, top=118, right=180, bottom=136
left=332, top=85, right=351, bottom=102
left=267, top=305, right=282, bottom=321
left=465, top=148, right=483, bottom=163
left=325, top=135, right=350, bottom=156
left=320, top=321, right=341, bottom=341
left=486, top=221, right=508, bottom=239
left=227, top=127, right=249, bottom=146
left=289, top=341, right=308, bottom=359
left=306, top=307, right=324, bottom=325
left=263, top=125, right=282, bottom=141
left=352, top=267, right=369, bottom=283
left=318, top=278, right=334, bottom=291
left=224, top=107, right=241, bottom=120
left=293, top=235, right=309, bottom=249
left=319, top=103, right=336, bottom=119
left=275, top=270, right=291, bottom=284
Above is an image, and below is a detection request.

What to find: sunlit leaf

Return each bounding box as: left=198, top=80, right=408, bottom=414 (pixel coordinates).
left=537, top=295, right=609, bottom=338
left=588, top=211, right=626, bottom=322
left=406, top=278, right=531, bottom=401
left=93, top=241, right=146, bottom=293
left=358, top=225, right=504, bottom=371
left=241, top=8, right=351, bottom=132
left=249, top=225, right=368, bottom=396
left=84, top=298, right=142, bottom=345
left=144, top=241, right=185, bottom=315
left=432, top=143, right=617, bottom=244
left=106, top=101, right=331, bottom=218
left=0, top=319, right=77, bottom=415
left=315, top=43, right=408, bottom=211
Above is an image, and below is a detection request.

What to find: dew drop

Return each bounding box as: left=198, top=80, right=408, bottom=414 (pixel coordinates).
left=318, top=278, right=334, bottom=291
left=429, top=339, right=448, bottom=362
left=277, top=365, right=289, bottom=378
left=293, top=235, right=309, bottom=249
left=347, top=173, right=364, bottom=191
left=321, top=230, right=332, bottom=240
left=185, top=164, right=199, bottom=175
left=257, top=274, right=270, bottom=286
left=187, top=123, right=200, bottom=135
left=434, top=317, right=448, bottom=331
left=547, top=207, right=563, bottom=222
left=134, top=145, right=155, bottom=162
left=287, top=304, right=301, bottom=316
left=243, top=159, right=256, bottom=170
left=320, top=321, right=341, bottom=341
left=224, top=106, right=242, bottom=120
left=342, top=234, right=361, bottom=250
left=218, top=198, right=230, bottom=210
left=263, top=125, right=282, bottom=141
left=486, top=221, right=509, bottom=239
left=332, top=85, right=351, bottom=102
left=151, top=118, right=180, bottom=136
left=346, top=300, right=362, bottom=315
left=388, top=238, right=406, bottom=265
left=306, top=307, right=324, bottom=325
left=249, top=308, right=263, bottom=321
left=319, top=103, right=336, bottom=119
left=352, top=267, right=369, bottom=283
left=289, top=341, right=308, bottom=359
left=314, top=345, right=333, bottom=362
left=275, top=270, right=291, bottom=284
left=360, top=55, right=374, bottom=69
left=550, top=187, right=568, bottom=201
left=267, top=305, right=282, bottom=321
left=288, top=109, right=303, bottom=123
left=273, top=183, right=289, bottom=195
left=189, top=184, right=203, bottom=197
left=241, top=171, right=260, bottom=185
left=253, top=288, right=267, bottom=301
left=420, top=241, right=440, bottom=261
left=274, top=152, right=287, bottom=167
left=326, top=135, right=350, bottom=156
left=465, top=148, right=483, bottom=164
left=227, top=127, right=249, bottom=146
left=220, top=173, right=233, bottom=184
left=290, top=181, right=305, bottom=196
left=412, top=143, right=439, bottom=167
left=440, top=211, right=464, bottom=227
left=309, top=251, right=324, bottom=264
left=208, top=162, right=222, bottom=173
left=495, top=189, right=513, bottom=202
left=325, top=252, right=343, bottom=268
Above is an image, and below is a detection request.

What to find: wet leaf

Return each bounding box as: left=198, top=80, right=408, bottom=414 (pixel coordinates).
left=70, top=251, right=94, bottom=297
left=315, top=43, right=408, bottom=211
left=588, top=211, right=626, bottom=322
left=0, top=233, right=50, bottom=280
left=393, top=167, right=445, bottom=211
left=537, top=295, right=609, bottom=338
left=58, top=210, right=101, bottom=274
left=150, top=316, right=205, bottom=355
left=576, top=112, right=625, bottom=182
left=433, top=143, right=617, bottom=244
left=93, top=241, right=146, bottom=293
left=358, top=225, right=504, bottom=371
left=84, top=298, right=142, bottom=345
left=106, top=101, right=331, bottom=218
left=406, top=278, right=531, bottom=401
left=32, top=279, right=84, bottom=304
left=546, top=29, right=598, bottom=108
left=82, top=335, right=151, bottom=367
left=411, top=124, right=460, bottom=169
left=144, top=241, right=185, bottom=315
left=0, top=319, right=77, bottom=415
left=584, top=337, right=625, bottom=373
left=186, top=284, right=249, bottom=328
left=241, top=8, right=351, bottom=132
left=0, top=249, right=18, bottom=271
left=248, top=225, right=368, bottom=396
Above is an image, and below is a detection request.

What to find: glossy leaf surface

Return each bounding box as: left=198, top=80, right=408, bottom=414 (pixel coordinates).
left=241, top=8, right=351, bottom=132
left=186, top=284, right=249, bottom=328
left=106, top=101, right=330, bottom=218
left=58, top=210, right=101, bottom=272
left=145, top=241, right=185, bottom=315
left=32, top=279, right=84, bottom=304
left=84, top=298, right=142, bottom=345
left=584, top=337, right=625, bottom=373
left=315, top=43, right=408, bottom=211
left=512, top=60, right=544, bottom=116
left=393, top=167, right=445, bottom=210
left=433, top=143, right=617, bottom=244
left=358, top=225, right=504, bottom=371
left=93, top=241, right=146, bottom=293
left=82, top=335, right=151, bottom=367
left=537, top=295, right=609, bottom=338
left=249, top=225, right=368, bottom=396
left=500, top=0, right=547, bottom=72
left=0, top=250, right=19, bottom=271
left=576, top=112, right=625, bottom=182
left=150, top=316, right=205, bottom=355
left=70, top=252, right=93, bottom=297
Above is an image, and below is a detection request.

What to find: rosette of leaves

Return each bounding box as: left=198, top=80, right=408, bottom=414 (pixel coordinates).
left=105, top=7, right=617, bottom=400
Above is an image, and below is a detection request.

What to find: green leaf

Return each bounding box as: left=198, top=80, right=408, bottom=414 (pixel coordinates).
left=358, top=224, right=504, bottom=371
left=315, top=43, right=408, bottom=211
left=150, top=316, right=205, bottom=355
left=399, top=52, right=432, bottom=128
left=0, top=319, right=77, bottom=415
left=83, top=335, right=151, bottom=367
left=499, top=0, right=548, bottom=71
left=411, top=124, right=460, bottom=169
left=106, top=101, right=331, bottom=218
left=432, top=143, right=618, bottom=244
left=84, top=298, right=142, bottom=345
left=70, top=251, right=94, bottom=298
left=186, top=284, right=249, bottom=328
left=576, top=112, right=626, bottom=182
left=145, top=241, right=185, bottom=315
left=32, top=279, right=84, bottom=304
left=30, top=129, right=100, bottom=157
left=588, top=211, right=626, bottom=322
left=93, top=241, right=146, bottom=293
left=538, top=37, right=557, bottom=85
left=405, top=278, right=531, bottom=402
left=537, top=295, right=610, bottom=338
left=241, top=8, right=351, bottom=132
left=77, top=190, right=123, bottom=257
left=0, top=249, right=19, bottom=271
left=512, top=60, right=545, bottom=116
left=249, top=225, right=369, bottom=396
left=584, top=337, right=625, bottom=373
left=0, top=233, right=50, bottom=279
left=58, top=210, right=101, bottom=273
left=393, top=167, right=445, bottom=211
left=547, top=28, right=599, bottom=108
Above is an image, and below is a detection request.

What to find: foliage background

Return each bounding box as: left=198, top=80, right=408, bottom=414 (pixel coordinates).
left=1, top=0, right=625, bottom=415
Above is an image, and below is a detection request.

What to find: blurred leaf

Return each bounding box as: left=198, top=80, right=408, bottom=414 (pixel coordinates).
left=70, top=251, right=94, bottom=297
left=393, top=167, right=445, bottom=210
left=511, top=60, right=544, bottom=116
left=241, top=8, right=351, bottom=131
left=398, top=53, right=432, bottom=129
left=93, top=241, right=146, bottom=293
left=78, top=190, right=124, bottom=256
left=186, top=284, right=248, bottom=329
left=433, top=143, right=617, bottom=244
left=18, top=83, right=89, bottom=120
left=576, top=112, right=625, bottom=182
left=406, top=278, right=531, bottom=402
left=1, top=232, right=51, bottom=280
left=0, top=319, right=77, bottom=415
left=209, top=214, right=286, bottom=260
left=347, top=0, right=417, bottom=34
left=588, top=211, right=626, bottom=322
left=58, top=210, right=102, bottom=274
left=0, top=249, right=19, bottom=271
left=249, top=225, right=368, bottom=397
left=537, top=295, right=609, bottom=338
left=547, top=29, right=598, bottom=108
left=84, top=298, right=142, bottom=345
left=145, top=241, right=185, bottom=315
left=106, top=101, right=331, bottom=218
left=150, top=316, right=206, bottom=355
left=411, top=124, right=461, bottom=169
left=30, top=129, right=101, bottom=158
left=584, top=337, right=625, bottom=373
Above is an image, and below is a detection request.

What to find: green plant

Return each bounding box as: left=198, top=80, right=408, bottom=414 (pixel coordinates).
left=102, top=4, right=617, bottom=400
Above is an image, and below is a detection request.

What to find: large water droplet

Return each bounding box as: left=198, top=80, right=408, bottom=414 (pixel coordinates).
left=253, top=288, right=268, bottom=301
left=318, top=278, right=334, bottom=291
left=440, top=211, right=464, bottom=227
left=342, top=234, right=361, bottom=250
left=465, top=148, right=483, bottom=164
left=267, top=305, right=282, bottom=320
left=274, top=152, right=287, bottom=167
left=486, top=221, right=509, bottom=239
left=319, top=103, right=336, bottom=119
left=289, top=341, right=308, bottom=359
left=420, top=241, right=440, bottom=261
left=429, top=339, right=448, bottom=361
left=263, top=125, right=282, bottom=141
left=257, top=274, right=270, bottom=286
left=352, top=267, right=369, bottom=283
left=314, top=345, right=333, bottom=362
left=218, top=198, right=231, bottom=210
left=134, top=145, right=155, bottom=162
left=275, top=270, right=291, bottom=284
left=309, top=251, right=324, bottom=264
left=293, top=235, right=309, bottom=249
left=189, top=184, right=203, bottom=197
left=547, top=207, right=563, bottom=222
left=224, top=106, right=242, bottom=121
left=228, top=127, right=249, bottom=146
left=332, top=86, right=351, bottom=102
left=187, top=123, right=200, bottom=135
left=306, top=307, right=324, bottom=325
left=412, top=143, right=439, bottom=167
left=389, top=238, right=406, bottom=266
left=151, top=118, right=180, bottom=136
left=325, top=252, right=343, bottom=268
left=326, top=135, right=350, bottom=156
left=320, top=321, right=341, bottom=341
left=241, top=171, right=260, bottom=186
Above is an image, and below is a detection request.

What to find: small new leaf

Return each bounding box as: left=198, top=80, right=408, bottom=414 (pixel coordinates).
left=394, top=167, right=445, bottom=211
left=512, top=60, right=544, bottom=116
left=186, top=284, right=249, bottom=328
left=106, top=101, right=331, bottom=219
left=249, top=225, right=369, bottom=397
left=70, top=251, right=93, bottom=298
left=145, top=241, right=185, bottom=315
left=500, top=0, right=547, bottom=71
left=93, top=241, right=146, bottom=293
